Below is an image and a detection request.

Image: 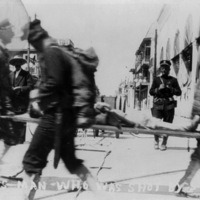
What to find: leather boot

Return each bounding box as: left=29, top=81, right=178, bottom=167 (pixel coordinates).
left=75, top=164, right=99, bottom=192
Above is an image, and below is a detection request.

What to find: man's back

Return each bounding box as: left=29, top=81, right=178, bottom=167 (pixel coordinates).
left=37, top=44, right=74, bottom=110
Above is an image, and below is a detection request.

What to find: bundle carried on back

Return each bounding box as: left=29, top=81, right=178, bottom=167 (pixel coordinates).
left=59, top=40, right=99, bottom=127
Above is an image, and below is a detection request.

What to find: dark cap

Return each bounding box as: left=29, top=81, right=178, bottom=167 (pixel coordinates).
left=28, top=19, right=49, bottom=43
left=160, top=60, right=171, bottom=67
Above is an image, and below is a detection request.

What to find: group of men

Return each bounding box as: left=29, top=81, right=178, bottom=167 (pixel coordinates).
left=0, top=18, right=200, bottom=199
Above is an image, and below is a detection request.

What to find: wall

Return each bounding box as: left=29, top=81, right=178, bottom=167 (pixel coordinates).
left=151, top=2, right=200, bottom=118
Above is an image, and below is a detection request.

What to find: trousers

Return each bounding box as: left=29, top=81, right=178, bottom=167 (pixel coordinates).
left=23, top=107, right=83, bottom=175
left=151, top=108, right=175, bottom=145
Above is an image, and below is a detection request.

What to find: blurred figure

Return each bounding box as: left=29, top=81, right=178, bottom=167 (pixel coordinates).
left=21, top=19, right=101, bottom=200
left=9, top=55, right=34, bottom=144
left=149, top=60, right=181, bottom=151
left=0, top=46, right=16, bottom=164
left=0, top=29, right=16, bottom=162
left=174, top=139, right=200, bottom=198
left=174, top=78, right=200, bottom=198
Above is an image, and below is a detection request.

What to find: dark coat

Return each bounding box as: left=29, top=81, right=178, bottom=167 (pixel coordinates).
left=10, top=69, right=34, bottom=113
left=36, top=46, right=74, bottom=110
left=149, top=75, right=182, bottom=110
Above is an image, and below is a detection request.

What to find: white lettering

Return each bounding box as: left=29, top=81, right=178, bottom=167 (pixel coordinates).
left=147, top=184, right=153, bottom=191
left=128, top=183, right=135, bottom=192
left=108, top=183, right=115, bottom=192
left=137, top=184, right=146, bottom=192
left=17, top=181, right=28, bottom=189
left=56, top=181, right=70, bottom=190
left=38, top=182, right=46, bottom=190
left=155, top=184, right=160, bottom=192
left=82, top=181, right=89, bottom=190
left=30, top=181, right=37, bottom=191
left=168, top=183, right=176, bottom=192
left=115, top=183, right=121, bottom=192
left=101, top=183, right=108, bottom=191
left=71, top=180, right=81, bottom=190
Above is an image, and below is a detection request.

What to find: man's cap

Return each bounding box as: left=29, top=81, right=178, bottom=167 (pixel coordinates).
left=9, top=55, right=26, bottom=66
left=28, top=19, right=49, bottom=43
left=160, top=60, right=171, bottom=67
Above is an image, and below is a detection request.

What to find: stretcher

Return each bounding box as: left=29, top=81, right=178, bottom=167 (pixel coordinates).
left=1, top=114, right=200, bottom=139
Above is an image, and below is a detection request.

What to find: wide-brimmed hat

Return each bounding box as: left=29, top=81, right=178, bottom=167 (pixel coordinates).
left=9, top=55, right=27, bottom=66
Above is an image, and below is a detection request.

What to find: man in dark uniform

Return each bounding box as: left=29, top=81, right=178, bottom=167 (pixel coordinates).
left=21, top=19, right=100, bottom=200
left=9, top=55, right=34, bottom=144
left=149, top=60, right=182, bottom=151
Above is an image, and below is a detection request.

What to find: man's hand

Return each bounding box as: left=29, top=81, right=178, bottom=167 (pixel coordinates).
left=29, top=101, right=43, bottom=118
left=13, top=86, right=21, bottom=91
left=158, top=84, right=165, bottom=90
left=29, top=89, right=40, bottom=100
left=5, top=110, right=15, bottom=116
left=94, top=102, right=111, bottom=113
left=166, top=85, right=174, bottom=93
left=12, top=86, right=21, bottom=95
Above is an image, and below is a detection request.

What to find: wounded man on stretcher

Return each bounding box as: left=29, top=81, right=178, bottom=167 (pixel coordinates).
left=29, top=100, right=200, bottom=132
left=94, top=102, right=200, bottom=133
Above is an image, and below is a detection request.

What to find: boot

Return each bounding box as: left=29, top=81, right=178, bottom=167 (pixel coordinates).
left=160, top=136, right=168, bottom=151
left=75, top=164, right=99, bottom=192
left=75, top=164, right=111, bottom=200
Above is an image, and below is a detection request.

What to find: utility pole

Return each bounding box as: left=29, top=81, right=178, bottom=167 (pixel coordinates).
left=26, top=16, right=31, bottom=72
left=27, top=14, right=37, bottom=73
left=153, top=29, right=157, bottom=78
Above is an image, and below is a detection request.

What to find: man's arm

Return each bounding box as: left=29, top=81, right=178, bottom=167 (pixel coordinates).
left=149, top=78, right=160, bottom=96
left=20, top=72, right=34, bottom=93
left=170, top=78, right=182, bottom=96
left=38, top=47, right=65, bottom=99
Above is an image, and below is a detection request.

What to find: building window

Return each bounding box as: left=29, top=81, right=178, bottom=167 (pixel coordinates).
left=144, top=41, right=151, bottom=62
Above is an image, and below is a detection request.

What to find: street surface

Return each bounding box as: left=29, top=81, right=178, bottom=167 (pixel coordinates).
left=0, top=115, right=200, bottom=200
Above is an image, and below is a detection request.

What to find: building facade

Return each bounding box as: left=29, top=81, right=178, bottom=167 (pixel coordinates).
left=125, top=3, right=200, bottom=118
